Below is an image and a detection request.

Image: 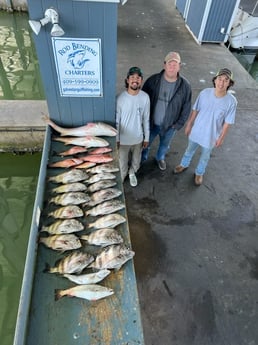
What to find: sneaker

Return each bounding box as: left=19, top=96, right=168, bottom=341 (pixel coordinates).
left=129, top=173, right=138, bottom=187
left=194, top=174, right=203, bottom=186
left=158, top=160, right=166, bottom=171
left=173, top=165, right=187, bottom=174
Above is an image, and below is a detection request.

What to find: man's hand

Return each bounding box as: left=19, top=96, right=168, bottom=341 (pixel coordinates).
left=143, top=141, right=149, bottom=149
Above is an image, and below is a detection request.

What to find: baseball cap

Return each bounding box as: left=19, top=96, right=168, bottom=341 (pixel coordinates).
left=164, top=51, right=181, bottom=64
left=216, top=68, right=234, bottom=82
left=127, top=66, right=143, bottom=78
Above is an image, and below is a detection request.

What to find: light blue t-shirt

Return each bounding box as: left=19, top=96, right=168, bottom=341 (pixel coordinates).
left=190, top=88, right=237, bottom=148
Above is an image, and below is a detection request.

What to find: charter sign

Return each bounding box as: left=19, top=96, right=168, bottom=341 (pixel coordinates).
left=52, top=38, right=103, bottom=97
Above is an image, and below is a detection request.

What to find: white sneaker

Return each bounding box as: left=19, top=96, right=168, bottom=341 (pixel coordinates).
left=129, top=173, right=137, bottom=187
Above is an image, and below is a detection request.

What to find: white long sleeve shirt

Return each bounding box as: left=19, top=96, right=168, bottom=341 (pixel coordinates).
left=116, top=90, right=150, bottom=145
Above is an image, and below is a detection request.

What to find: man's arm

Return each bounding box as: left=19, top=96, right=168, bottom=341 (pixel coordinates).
left=215, top=123, right=230, bottom=147
left=184, top=109, right=198, bottom=136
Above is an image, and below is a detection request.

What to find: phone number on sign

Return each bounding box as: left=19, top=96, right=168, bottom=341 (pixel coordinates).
left=62, top=79, right=99, bottom=85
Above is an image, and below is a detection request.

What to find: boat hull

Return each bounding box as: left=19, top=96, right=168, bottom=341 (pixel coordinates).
left=229, top=15, right=258, bottom=50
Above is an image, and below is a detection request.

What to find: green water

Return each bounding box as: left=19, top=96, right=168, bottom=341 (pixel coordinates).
left=0, top=152, right=41, bottom=345
left=0, top=11, right=44, bottom=100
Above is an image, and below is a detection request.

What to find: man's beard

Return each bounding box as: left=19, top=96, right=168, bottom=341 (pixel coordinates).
left=129, top=84, right=140, bottom=91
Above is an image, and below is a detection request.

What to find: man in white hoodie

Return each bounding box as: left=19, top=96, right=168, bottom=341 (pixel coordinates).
left=116, top=67, right=150, bottom=187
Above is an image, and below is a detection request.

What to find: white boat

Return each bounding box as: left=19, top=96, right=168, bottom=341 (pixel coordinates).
left=229, top=2, right=258, bottom=50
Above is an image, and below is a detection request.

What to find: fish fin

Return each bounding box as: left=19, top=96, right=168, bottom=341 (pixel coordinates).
left=54, top=289, right=63, bottom=301
left=41, top=113, right=50, bottom=124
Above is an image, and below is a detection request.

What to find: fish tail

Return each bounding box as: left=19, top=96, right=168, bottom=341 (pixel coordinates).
left=52, top=137, right=64, bottom=142
left=80, top=235, right=89, bottom=241
left=55, top=289, right=64, bottom=301
left=52, top=150, right=59, bottom=156
left=42, top=115, right=60, bottom=132
left=41, top=113, right=50, bottom=124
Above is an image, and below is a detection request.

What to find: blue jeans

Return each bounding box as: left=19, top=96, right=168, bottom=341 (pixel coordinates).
left=142, top=125, right=177, bottom=161
left=180, top=139, right=213, bottom=175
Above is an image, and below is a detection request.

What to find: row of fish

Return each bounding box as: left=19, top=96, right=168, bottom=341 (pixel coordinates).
left=40, top=227, right=124, bottom=250
left=40, top=213, right=127, bottom=249
left=44, top=243, right=134, bottom=274
left=39, top=119, right=134, bottom=301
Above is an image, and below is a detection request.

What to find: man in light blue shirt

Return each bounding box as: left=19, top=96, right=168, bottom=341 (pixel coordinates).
left=174, top=68, right=237, bottom=186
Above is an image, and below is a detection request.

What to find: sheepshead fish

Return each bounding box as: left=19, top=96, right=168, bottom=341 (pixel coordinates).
left=55, top=284, right=114, bottom=301
left=80, top=228, right=123, bottom=247
left=88, top=188, right=122, bottom=206
left=43, top=115, right=117, bottom=137
left=48, top=169, right=88, bottom=184
left=48, top=205, right=84, bottom=219
left=88, top=213, right=126, bottom=229
left=87, top=172, right=116, bottom=185
left=85, top=200, right=125, bottom=216
left=45, top=251, right=94, bottom=274
left=73, top=161, right=96, bottom=170
left=63, top=269, right=111, bottom=285
left=39, top=234, right=82, bottom=251
left=40, top=219, right=84, bottom=235
left=52, top=136, right=109, bottom=148
left=49, top=192, right=90, bottom=206
left=88, top=147, right=112, bottom=155
left=87, top=163, right=119, bottom=174
left=80, top=154, right=113, bottom=164
left=51, top=182, right=87, bottom=194
left=48, top=158, right=83, bottom=168
left=87, top=180, right=117, bottom=193
left=57, top=146, right=88, bottom=157
left=89, top=244, right=135, bottom=270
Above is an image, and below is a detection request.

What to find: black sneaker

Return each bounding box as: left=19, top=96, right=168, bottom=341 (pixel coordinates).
left=158, top=160, right=166, bottom=170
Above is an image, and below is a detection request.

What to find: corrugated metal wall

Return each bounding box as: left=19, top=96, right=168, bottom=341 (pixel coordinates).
left=177, top=0, right=239, bottom=44
left=27, top=0, right=118, bottom=126
left=202, top=0, right=238, bottom=42
left=185, top=0, right=207, bottom=39
left=175, top=0, right=188, bottom=18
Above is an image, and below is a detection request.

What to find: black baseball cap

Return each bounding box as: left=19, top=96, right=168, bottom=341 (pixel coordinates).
left=127, top=66, right=143, bottom=78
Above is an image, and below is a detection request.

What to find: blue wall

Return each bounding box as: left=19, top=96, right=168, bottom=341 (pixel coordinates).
left=27, top=0, right=118, bottom=126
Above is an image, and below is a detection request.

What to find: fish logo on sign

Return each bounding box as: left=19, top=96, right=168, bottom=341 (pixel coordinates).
left=67, top=49, right=90, bottom=69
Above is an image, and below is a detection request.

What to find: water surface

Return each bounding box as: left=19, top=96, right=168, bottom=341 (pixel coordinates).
left=0, top=152, right=41, bottom=345
left=0, top=11, right=44, bottom=100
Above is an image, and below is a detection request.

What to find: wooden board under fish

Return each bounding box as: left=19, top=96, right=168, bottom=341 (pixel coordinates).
left=14, top=126, right=144, bottom=345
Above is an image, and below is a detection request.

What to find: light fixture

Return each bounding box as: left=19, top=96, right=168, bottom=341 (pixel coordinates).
left=28, top=8, right=65, bottom=37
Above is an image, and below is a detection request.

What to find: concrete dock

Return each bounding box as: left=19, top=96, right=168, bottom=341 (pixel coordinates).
left=118, top=1, right=258, bottom=345
left=2, top=0, right=258, bottom=344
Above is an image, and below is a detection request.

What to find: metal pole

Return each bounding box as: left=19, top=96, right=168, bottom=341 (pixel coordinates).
left=251, top=0, right=258, bottom=15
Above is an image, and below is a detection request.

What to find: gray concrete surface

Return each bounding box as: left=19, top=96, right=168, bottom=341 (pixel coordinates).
left=117, top=1, right=258, bottom=345
left=0, top=100, right=46, bottom=151
left=1, top=0, right=258, bottom=344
